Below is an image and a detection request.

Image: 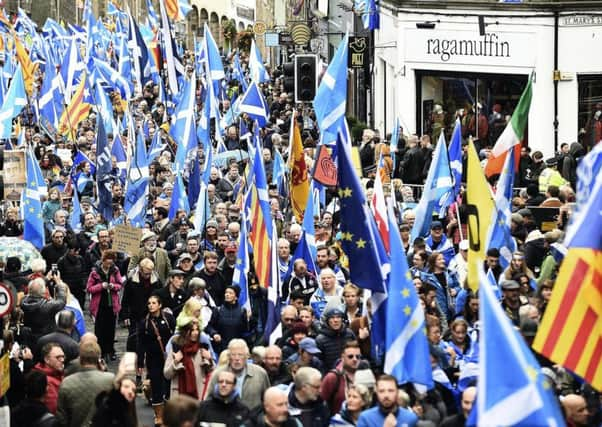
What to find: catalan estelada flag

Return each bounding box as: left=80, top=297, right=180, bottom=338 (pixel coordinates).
left=289, top=115, right=309, bottom=222
left=164, top=0, right=179, bottom=20
left=533, top=144, right=602, bottom=391
left=248, top=185, right=271, bottom=287
left=58, top=75, right=91, bottom=141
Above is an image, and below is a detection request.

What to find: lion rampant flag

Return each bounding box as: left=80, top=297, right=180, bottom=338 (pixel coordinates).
left=289, top=115, right=309, bottom=222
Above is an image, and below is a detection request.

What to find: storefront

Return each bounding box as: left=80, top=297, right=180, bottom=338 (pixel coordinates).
left=373, top=4, right=602, bottom=157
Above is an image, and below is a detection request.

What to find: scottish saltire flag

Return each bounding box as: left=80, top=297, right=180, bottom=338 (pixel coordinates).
left=64, top=294, right=86, bottom=338
left=249, top=39, right=270, bottom=83
left=202, top=24, right=225, bottom=90
left=72, top=150, right=96, bottom=176
left=266, top=219, right=283, bottom=344
left=232, top=53, right=248, bottom=92
left=159, top=0, right=184, bottom=95
left=314, top=33, right=348, bottom=142
left=93, top=80, right=114, bottom=136
left=390, top=117, right=400, bottom=175
left=59, top=37, right=84, bottom=102
left=38, top=58, right=62, bottom=132
left=477, top=265, right=565, bottom=426
left=233, top=208, right=251, bottom=312
left=384, top=204, right=433, bottom=390
left=238, top=82, right=269, bottom=127
left=170, top=71, right=196, bottom=172
left=354, top=0, right=379, bottom=30
left=0, top=65, right=27, bottom=139
left=23, top=149, right=45, bottom=249
left=145, top=0, right=159, bottom=29
left=91, top=57, right=133, bottom=100
left=70, top=187, right=82, bottom=232
left=485, top=268, right=502, bottom=300
left=168, top=173, right=190, bottom=220
left=188, top=149, right=201, bottom=209
left=410, top=132, right=454, bottom=240
left=117, top=35, right=133, bottom=85
left=96, top=118, right=114, bottom=221
left=147, top=131, right=166, bottom=163
left=128, top=12, right=151, bottom=92
left=111, top=132, right=127, bottom=185
left=124, top=130, right=150, bottom=227
left=197, top=80, right=212, bottom=147
left=574, top=140, right=602, bottom=213
left=448, top=118, right=463, bottom=197
left=487, top=147, right=517, bottom=269
left=336, top=125, right=387, bottom=293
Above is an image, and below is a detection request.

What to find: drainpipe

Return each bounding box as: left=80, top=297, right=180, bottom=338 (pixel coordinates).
left=553, top=10, right=559, bottom=153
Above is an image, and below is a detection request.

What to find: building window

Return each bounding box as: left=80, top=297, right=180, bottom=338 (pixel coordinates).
left=578, top=75, right=602, bottom=150
left=415, top=71, right=528, bottom=149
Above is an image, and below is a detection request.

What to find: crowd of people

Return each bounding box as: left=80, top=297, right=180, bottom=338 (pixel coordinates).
left=0, top=26, right=599, bottom=427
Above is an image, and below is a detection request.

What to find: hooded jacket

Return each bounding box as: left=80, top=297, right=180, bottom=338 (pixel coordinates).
left=197, top=387, right=250, bottom=427
left=315, top=323, right=356, bottom=370
left=21, top=284, right=68, bottom=342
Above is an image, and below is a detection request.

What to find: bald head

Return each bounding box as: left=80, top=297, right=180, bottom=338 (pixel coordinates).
left=80, top=332, right=98, bottom=345
left=461, top=386, right=477, bottom=417
left=263, top=387, right=289, bottom=424
left=562, top=394, right=589, bottom=426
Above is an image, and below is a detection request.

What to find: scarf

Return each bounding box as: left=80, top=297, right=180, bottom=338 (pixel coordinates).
left=178, top=341, right=200, bottom=398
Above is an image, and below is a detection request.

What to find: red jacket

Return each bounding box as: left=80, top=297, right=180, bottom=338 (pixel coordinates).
left=87, top=265, right=122, bottom=317
left=33, top=362, right=64, bottom=414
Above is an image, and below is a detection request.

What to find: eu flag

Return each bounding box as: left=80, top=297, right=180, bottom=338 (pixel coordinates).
left=336, top=127, right=387, bottom=293
left=23, top=149, right=45, bottom=249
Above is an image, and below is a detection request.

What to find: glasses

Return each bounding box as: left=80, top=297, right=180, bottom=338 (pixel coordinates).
left=218, top=379, right=235, bottom=385
left=307, top=383, right=321, bottom=390
left=346, top=354, right=361, bottom=360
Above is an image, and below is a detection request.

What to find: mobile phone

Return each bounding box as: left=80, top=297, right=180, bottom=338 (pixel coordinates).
left=51, top=264, right=58, bottom=275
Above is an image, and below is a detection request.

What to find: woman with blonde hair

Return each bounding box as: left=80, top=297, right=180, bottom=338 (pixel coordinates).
left=330, top=383, right=372, bottom=426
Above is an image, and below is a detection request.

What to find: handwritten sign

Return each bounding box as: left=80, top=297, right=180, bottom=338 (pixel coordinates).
left=112, top=225, right=142, bottom=256
left=2, top=150, right=26, bottom=201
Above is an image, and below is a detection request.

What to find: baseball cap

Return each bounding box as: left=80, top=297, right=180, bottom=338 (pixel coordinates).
left=299, top=338, right=321, bottom=354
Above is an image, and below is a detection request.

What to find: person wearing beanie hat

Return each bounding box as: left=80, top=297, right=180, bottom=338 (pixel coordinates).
left=315, top=306, right=356, bottom=370
left=281, top=321, right=309, bottom=360
left=204, top=285, right=249, bottom=354
left=128, top=229, right=170, bottom=283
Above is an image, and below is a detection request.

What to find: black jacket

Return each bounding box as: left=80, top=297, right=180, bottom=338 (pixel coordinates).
left=153, top=286, right=189, bottom=319
left=400, top=146, right=425, bottom=184
left=137, top=311, right=176, bottom=366
left=288, top=385, right=330, bottom=427
left=207, top=302, right=249, bottom=353
left=195, top=269, right=227, bottom=306
left=242, top=410, right=302, bottom=427
left=283, top=272, right=318, bottom=304
left=40, top=243, right=68, bottom=271
left=121, top=270, right=163, bottom=322
left=315, top=325, right=356, bottom=370
left=21, top=285, right=67, bottom=342
left=197, top=391, right=250, bottom=427
left=10, top=399, right=58, bottom=427
left=57, top=253, right=87, bottom=292
left=91, top=388, right=137, bottom=427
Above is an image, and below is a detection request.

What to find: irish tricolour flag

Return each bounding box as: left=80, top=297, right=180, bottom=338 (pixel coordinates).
left=484, top=75, right=533, bottom=178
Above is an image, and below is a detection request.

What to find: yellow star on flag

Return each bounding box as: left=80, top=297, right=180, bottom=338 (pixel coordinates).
left=403, top=305, right=411, bottom=316
left=355, top=238, right=366, bottom=248
left=526, top=365, right=538, bottom=382
left=342, top=187, right=352, bottom=198
left=401, top=288, right=410, bottom=298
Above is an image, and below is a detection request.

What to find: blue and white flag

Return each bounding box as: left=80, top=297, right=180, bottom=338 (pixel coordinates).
left=59, top=37, right=84, bottom=102
left=238, top=82, right=269, bottom=127
left=233, top=208, right=251, bottom=312
left=272, top=149, right=285, bottom=191
left=168, top=173, right=190, bottom=220
left=410, top=132, right=454, bottom=240
left=23, top=149, right=45, bottom=249
left=170, top=71, right=196, bottom=172
left=477, top=265, right=565, bottom=426
left=90, top=57, right=133, bottom=100
left=314, top=33, right=348, bottom=142
left=96, top=118, right=114, bottom=221
left=70, top=186, right=82, bottom=232
left=159, top=0, right=185, bottom=95
left=0, top=66, right=27, bottom=139
left=124, top=130, right=150, bottom=227
left=448, top=118, right=463, bottom=198
left=354, top=0, right=379, bottom=30
left=38, top=58, right=63, bottom=132
left=249, top=39, right=270, bottom=83
left=487, top=147, right=517, bottom=268
left=390, top=117, right=400, bottom=175
left=265, top=220, right=283, bottom=344
left=111, top=132, right=127, bottom=185
left=127, top=12, right=151, bottom=92
left=93, top=80, right=114, bottom=136
left=202, top=24, right=225, bottom=90
left=384, top=203, right=433, bottom=390
left=232, top=52, right=248, bottom=92
left=147, top=130, right=166, bottom=164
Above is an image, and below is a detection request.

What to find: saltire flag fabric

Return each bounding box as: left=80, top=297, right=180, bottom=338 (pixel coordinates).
left=146, top=0, right=159, bottom=29
left=124, top=130, right=150, bottom=227
left=314, top=33, right=348, bottom=143
left=354, top=0, right=380, bottom=30
left=59, top=37, right=84, bottom=103
left=159, top=0, right=184, bottom=95
left=410, top=131, right=454, bottom=241
left=70, top=186, right=82, bottom=232
left=289, top=116, right=309, bottom=222
left=202, top=23, right=225, bottom=92
left=336, top=124, right=387, bottom=294
left=232, top=52, right=248, bottom=92
left=147, top=130, right=167, bottom=163
left=0, top=65, right=27, bottom=139
left=168, top=173, right=190, bottom=220
left=23, top=149, right=45, bottom=249
left=93, top=80, right=115, bottom=136
left=127, top=12, right=151, bottom=92
left=265, top=219, right=283, bottom=344
left=371, top=152, right=389, bottom=252
left=477, top=265, right=565, bottom=425
left=533, top=144, right=602, bottom=391
left=448, top=117, right=463, bottom=198
left=384, top=203, right=433, bottom=390
left=487, top=146, right=517, bottom=269
left=466, top=140, right=495, bottom=291
left=111, top=131, right=128, bottom=185
left=233, top=206, right=251, bottom=313
left=170, top=71, right=196, bottom=172
left=249, top=39, right=270, bottom=83
left=90, top=57, right=133, bottom=100
left=188, top=149, right=201, bottom=210
left=96, top=117, right=114, bottom=221
left=237, top=81, right=269, bottom=127
left=72, top=150, right=96, bottom=176
left=58, top=74, right=91, bottom=141
left=485, top=75, right=533, bottom=178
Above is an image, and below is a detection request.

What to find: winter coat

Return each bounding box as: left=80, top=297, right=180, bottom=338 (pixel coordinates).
left=163, top=343, right=214, bottom=399
left=87, top=264, right=123, bottom=318
left=153, top=286, right=189, bottom=319
left=205, top=364, right=270, bottom=412
left=197, top=389, right=251, bottom=426
left=10, top=399, right=58, bottom=427
left=57, top=253, right=87, bottom=293
left=90, top=388, right=137, bottom=427
left=32, top=362, right=64, bottom=414
left=137, top=312, right=176, bottom=366
left=21, top=284, right=68, bottom=342
left=121, top=269, right=163, bottom=322
left=561, top=142, right=585, bottom=189
left=128, top=247, right=171, bottom=284
left=207, top=302, right=250, bottom=353
left=288, top=385, right=330, bottom=427
left=315, top=325, right=356, bottom=370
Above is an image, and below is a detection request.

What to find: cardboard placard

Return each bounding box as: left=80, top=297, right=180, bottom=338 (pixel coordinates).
left=0, top=354, right=9, bottom=397
left=111, top=225, right=142, bottom=256
left=2, top=150, right=26, bottom=201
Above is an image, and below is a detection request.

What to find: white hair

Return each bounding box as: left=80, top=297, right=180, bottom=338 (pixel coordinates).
left=30, top=258, right=47, bottom=274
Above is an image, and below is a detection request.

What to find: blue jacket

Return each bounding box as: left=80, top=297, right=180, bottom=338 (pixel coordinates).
left=357, top=406, right=418, bottom=427
left=425, top=234, right=456, bottom=265
left=423, top=270, right=460, bottom=320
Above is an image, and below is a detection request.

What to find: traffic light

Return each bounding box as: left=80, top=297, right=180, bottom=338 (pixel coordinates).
left=282, top=61, right=295, bottom=95
left=294, top=54, right=317, bottom=103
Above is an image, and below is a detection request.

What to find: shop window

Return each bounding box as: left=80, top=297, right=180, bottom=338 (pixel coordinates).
left=416, top=71, right=528, bottom=149
left=578, top=75, right=602, bottom=150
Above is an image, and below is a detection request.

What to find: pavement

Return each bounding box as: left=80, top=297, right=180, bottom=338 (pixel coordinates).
left=85, top=315, right=155, bottom=426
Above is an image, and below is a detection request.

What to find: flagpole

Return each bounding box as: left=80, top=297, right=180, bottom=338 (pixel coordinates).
left=455, top=201, right=464, bottom=241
